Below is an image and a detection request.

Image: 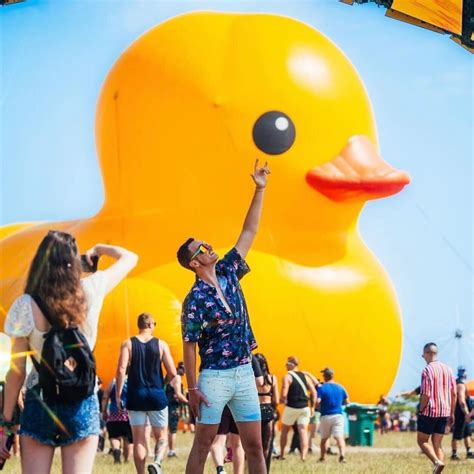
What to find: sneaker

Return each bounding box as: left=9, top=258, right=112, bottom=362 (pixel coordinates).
left=327, top=447, right=337, bottom=455
left=167, top=450, right=177, bottom=458
left=339, top=456, right=346, bottom=463
left=216, top=467, right=226, bottom=474
left=432, top=461, right=445, bottom=474
left=317, top=458, right=325, bottom=463
left=147, top=462, right=162, bottom=474
left=467, top=451, right=474, bottom=459
left=451, top=453, right=461, bottom=461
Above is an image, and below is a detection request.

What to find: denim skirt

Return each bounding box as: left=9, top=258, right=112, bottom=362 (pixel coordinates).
left=20, top=385, right=100, bottom=446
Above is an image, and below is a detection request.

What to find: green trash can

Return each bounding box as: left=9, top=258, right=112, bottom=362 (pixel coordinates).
left=345, top=404, right=378, bottom=446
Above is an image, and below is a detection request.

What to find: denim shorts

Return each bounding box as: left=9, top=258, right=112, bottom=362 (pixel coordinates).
left=197, top=363, right=261, bottom=424
left=20, top=386, right=100, bottom=447
left=128, top=407, right=168, bottom=428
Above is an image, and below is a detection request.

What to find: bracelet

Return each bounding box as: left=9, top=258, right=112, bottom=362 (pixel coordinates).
left=0, top=420, right=15, bottom=429
left=188, top=387, right=199, bottom=391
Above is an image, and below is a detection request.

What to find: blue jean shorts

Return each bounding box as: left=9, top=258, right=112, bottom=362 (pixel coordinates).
left=20, top=386, right=101, bottom=447
left=128, top=407, right=168, bottom=428
left=197, top=363, right=261, bottom=425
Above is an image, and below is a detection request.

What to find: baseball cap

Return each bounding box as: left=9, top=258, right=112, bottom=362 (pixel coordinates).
left=320, top=367, right=334, bottom=376
left=457, top=366, right=467, bottom=378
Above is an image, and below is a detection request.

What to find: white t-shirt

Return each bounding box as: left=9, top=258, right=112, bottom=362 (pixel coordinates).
left=4, top=271, right=108, bottom=389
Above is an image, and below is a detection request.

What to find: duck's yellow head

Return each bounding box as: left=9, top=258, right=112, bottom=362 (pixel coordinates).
left=96, top=12, right=409, bottom=263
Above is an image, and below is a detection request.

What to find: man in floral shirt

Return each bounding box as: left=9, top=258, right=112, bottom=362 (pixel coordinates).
left=177, top=160, right=270, bottom=474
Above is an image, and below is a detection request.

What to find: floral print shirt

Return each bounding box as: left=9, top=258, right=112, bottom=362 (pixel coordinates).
left=181, top=248, right=257, bottom=370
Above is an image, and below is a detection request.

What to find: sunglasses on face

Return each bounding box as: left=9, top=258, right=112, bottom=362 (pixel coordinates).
left=190, top=244, right=209, bottom=261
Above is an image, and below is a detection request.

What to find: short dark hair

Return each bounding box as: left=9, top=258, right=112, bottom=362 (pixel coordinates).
left=177, top=237, right=195, bottom=270
left=423, top=342, right=438, bottom=352
left=287, top=356, right=299, bottom=366
left=137, top=312, right=154, bottom=329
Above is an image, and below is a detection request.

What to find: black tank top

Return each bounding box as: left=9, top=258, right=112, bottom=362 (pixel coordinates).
left=127, top=337, right=167, bottom=411
left=287, top=371, right=309, bottom=409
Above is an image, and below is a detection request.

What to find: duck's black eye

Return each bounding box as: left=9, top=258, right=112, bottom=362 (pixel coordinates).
left=252, top=111, right=295, bottom=155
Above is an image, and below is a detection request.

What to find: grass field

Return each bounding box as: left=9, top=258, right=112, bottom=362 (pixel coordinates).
left=3, top=431, right=473, bottom=473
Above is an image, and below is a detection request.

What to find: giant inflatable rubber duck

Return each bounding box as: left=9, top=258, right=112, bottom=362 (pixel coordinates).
left=0, top=12, right=409, bottom=402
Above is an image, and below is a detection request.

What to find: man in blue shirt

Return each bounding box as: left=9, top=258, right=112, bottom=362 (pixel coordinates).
left=316, top=368, right=349, bottom=463
left=177, top=160, right=270, bottom=474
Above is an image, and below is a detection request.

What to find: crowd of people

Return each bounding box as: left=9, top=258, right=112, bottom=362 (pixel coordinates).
left=0, top=162, right=472, bottom=474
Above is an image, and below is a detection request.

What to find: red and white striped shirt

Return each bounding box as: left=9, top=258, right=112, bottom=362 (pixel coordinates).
left=420, top=361, right=456, bottom=417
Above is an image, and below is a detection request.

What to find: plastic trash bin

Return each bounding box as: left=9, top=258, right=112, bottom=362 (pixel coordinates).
left=345, top=403, right=378, bottom=446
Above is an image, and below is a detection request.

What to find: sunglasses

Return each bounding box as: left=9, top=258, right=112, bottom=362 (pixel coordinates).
left=190, top=244, right=209, bottom=261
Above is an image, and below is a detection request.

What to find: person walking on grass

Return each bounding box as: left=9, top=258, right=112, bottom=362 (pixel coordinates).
left=417, top=342, right=456, bottom=474
left=450, top=367, right=473, bottom=461
left=279, top=356, right=317, bottom=462
left=116, top=313, right=185, bottom=474
left=317, top=368, right=349, bottom=464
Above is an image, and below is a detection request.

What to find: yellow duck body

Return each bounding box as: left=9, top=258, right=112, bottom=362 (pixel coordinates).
left=0, top=12, right=409, bottom=402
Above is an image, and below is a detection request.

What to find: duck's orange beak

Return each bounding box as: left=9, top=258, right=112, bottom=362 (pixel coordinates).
left=306, top=136, right=410, bottom=202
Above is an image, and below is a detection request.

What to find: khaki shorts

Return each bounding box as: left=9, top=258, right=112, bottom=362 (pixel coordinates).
left=320, top=414, right=344, bottom=438
left=282, top=406, right=311, bottom=426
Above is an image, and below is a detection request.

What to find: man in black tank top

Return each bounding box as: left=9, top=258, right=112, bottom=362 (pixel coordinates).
left=451, top=368, right=473, bottom=460
left=279, top=356, right=316, bottom=461
left=116, top=313, right=186, bottom=474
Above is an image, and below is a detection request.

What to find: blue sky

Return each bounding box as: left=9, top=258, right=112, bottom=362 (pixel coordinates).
left=1, top=0, right=472, bottom=394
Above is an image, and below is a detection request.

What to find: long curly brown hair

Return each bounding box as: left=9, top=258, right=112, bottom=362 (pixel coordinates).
left=25, top=230, right=87, bottom=328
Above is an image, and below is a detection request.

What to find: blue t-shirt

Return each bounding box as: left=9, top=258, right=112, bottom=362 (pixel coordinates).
left=181, top=248, right=257, bottom=370
left=317, top=382, right=348, bottom=416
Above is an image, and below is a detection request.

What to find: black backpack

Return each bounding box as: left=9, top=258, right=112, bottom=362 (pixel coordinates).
left=31, top=295, right=97, bottom=403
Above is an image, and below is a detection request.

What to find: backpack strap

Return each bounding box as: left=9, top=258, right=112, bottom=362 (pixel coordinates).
left=29, top=294, right=56, bottom=374
left=30, top=294, right=55, bottom=327
left=289, top=371, right=309, bottom=398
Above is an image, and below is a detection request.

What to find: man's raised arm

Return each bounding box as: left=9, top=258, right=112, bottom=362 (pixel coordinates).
left=235, top=159, right=270, bottom=259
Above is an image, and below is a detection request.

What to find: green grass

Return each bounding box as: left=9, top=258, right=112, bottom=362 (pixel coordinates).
left=3, top=431, right=474, bottom=473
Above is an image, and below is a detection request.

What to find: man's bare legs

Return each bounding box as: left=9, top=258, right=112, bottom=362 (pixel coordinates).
left=334, top=436, right=346, bottom=461
left=152, top=426, right=168, bottom=466
left=229, top=433, right=245, bottom=474
left=279, top=424, right=291, bottom=459
left=296, top=424, right=308, bottom=460
left=131, top=426, right=149, bottom=474
left=236, top=421, right=266, bottom=473
left=186, top=423, right=220, bottom=474
left=431, top=433, right=445, bottom=463
left=319, top=437, right=329, bottom=461
left=417, top=432, right=442, bottom=466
